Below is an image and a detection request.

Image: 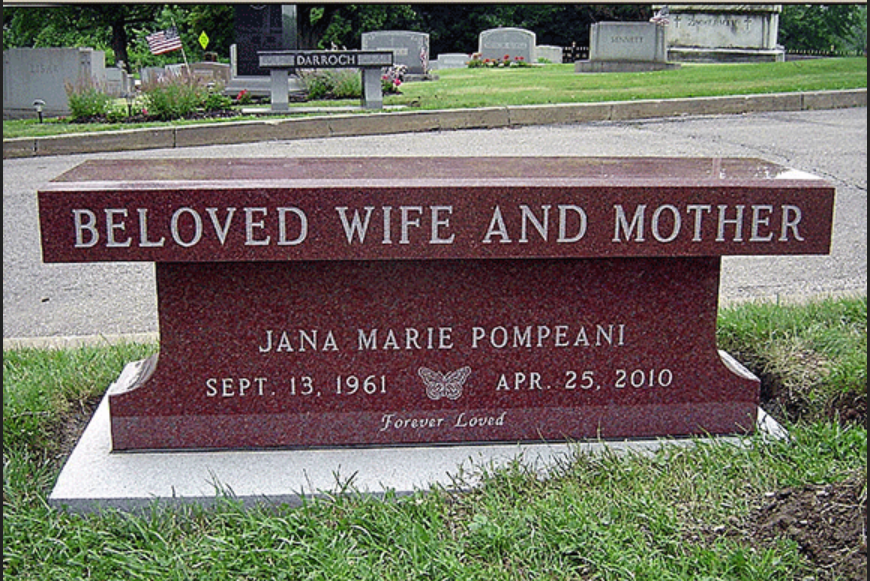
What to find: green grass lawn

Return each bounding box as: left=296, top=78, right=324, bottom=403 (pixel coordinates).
left=3, top=296, right=866, bottom=580
left=4, top=57, right=866, bottom=140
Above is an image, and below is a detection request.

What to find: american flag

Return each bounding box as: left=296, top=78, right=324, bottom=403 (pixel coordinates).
left=650, top=5, right=671, bottom=25
left=146, top=27, right=182, bottom=55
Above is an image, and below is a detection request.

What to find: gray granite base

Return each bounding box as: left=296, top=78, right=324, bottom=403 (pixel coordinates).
left=49, top=390, right=787, bottom=513
left=574, top=60, right=680, bottom=73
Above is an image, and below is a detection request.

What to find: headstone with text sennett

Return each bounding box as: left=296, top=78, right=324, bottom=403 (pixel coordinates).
left=38, top=157, right=834, bottom=451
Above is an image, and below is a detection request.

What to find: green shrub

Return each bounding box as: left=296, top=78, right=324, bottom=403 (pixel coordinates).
left=64, top=77, right=113, bottom=119
left=140, top=73, right=232, bottom=120
left=203, top=90, right=233, bottom=112
left=331, top=69, right=361, bottom=99
left=298, top=68, right=361, bottom=100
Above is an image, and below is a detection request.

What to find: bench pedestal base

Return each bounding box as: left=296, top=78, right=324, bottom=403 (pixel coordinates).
left=109, top=257, right=759, bottom=451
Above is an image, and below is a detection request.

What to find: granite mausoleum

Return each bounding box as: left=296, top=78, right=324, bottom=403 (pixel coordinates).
left=38, top=157, right=834, bottom=451
left=662, top=4, right=785, bottom=63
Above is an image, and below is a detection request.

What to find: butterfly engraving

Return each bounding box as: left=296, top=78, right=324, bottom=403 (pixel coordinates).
left=418, top=366, right=472, bottom=401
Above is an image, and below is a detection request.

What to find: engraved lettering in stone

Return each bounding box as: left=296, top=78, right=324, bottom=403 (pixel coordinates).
left=104, top=209, right=132, bottom=247
left=399, top=206, right=422, bottom=244
left=558, top=205, right=587, bottom=243
left=258, top=329, right=339, bottom=353
left=519, top=204, right=549, bottom=243
left=750, top=205, right=774, bottom=242
left=377, top=411, right=506, bottom=431
left=337, top=205, right=455, bottom=246
left=357, top=327, right=453, bottom=350
left=471, top=324, right=625, bottom=349
left=336, top=206, right=375, bottom=243
left=379, top=413, right=445, bottom=431
left=138, top=209, right=165, bottom=247
left=454, top=411, right=506, bottom=428
left=484, top=205, right=587, bottom=244
left=780, top=205, right=804, bottom=241
left=205, top=377, right=267, bottom=397
left=612, top=204, right=805, bottom=244
left=73, top=209, right=99, bottom=248
left=206, top=207, right=237, bottom=245
left=170, top=207, right=203, bottom=248
left=429, top=206, right=455, bottom=244
left=495, top=372, right=543, bottom=390
left=482, top=206, right=511, bottom=244
left=244, top=207, right=270, bottom=246
left=277, top=207, right=308, bottom=245
left=610, top=36, right=644, bottom=43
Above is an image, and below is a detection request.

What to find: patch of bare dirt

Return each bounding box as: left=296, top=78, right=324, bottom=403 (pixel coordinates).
left=747, top=475, right=867, bottom=581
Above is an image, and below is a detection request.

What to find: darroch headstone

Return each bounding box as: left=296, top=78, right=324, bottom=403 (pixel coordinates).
left=479, top=27, right=536, bottom=64
left=3, top=47, right=106, bottom=119
left=38, top=157, right=834, bottom=451
left=361, top=30, right=430, bottom=76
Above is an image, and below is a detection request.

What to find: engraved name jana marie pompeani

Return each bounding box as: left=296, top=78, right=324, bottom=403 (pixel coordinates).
left=257, top=323, right=627, bottom=353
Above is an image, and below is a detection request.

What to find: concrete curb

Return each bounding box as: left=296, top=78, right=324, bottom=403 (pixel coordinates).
left=4, top=89, right=865, bottom=159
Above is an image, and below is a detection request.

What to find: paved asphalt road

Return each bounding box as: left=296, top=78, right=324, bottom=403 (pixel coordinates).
left=3, top=107, right=866, bottom=342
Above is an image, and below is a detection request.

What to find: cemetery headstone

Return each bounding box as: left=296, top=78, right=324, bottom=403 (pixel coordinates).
left=38, top=157, right=834, bottom=451
left=3, top=47, right=106, bottom=119
left=361, top=30, right=430, bottom=76
left=234, top=4, right=298, bottom=76
left=535, top=45, right=563, bottom=64
left=478, top=27, right=536, bottom=64
left=226, top=4, right=302, bottom=98
left=190, top=61, right=232, bottom=86
left=661, top=4, right=785, bottom=62
left=104, top=66, right=133, bottom=98
left=575, top=22, right=679, bottom=73
left=433, top=53, right=471, bottom=70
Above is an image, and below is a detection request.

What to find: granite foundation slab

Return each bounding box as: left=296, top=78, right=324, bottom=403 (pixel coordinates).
left=574, top=60, right=680, bottom=73
left=49, top=378, right=786, bottom=514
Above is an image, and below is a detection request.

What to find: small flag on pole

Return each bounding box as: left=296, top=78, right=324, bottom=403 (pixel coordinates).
left=650, top=5, right=671, bottom=25
left=146, top=27, right=183, bottom=55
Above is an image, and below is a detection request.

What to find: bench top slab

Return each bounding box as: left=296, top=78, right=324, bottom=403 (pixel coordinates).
left=38, top=157, right=834, bottom=263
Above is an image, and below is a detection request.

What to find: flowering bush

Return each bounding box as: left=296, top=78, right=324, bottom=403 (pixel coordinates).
left=381, top=64, right=407, bottom=94
left=64, top=77, right=114, bottom=120
left=235, top=89, right=253, bottom=105
left=466, top=53, right=531, bottom=68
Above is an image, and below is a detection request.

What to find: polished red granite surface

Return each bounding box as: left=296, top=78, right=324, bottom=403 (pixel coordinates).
left=39, top=157, right=834, bottom=263
left=35, top=158, right=834, bottom=450
left=109, top=257, right=758, bottom=449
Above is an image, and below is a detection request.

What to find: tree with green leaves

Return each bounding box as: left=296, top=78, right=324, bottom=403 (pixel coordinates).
left=780, top=4, right=867, bottom=55
left=3, top=5, right=164, bottom=72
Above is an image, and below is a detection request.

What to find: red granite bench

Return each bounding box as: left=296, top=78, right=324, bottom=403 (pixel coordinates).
left=38, top=157, right=834, bottom=450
